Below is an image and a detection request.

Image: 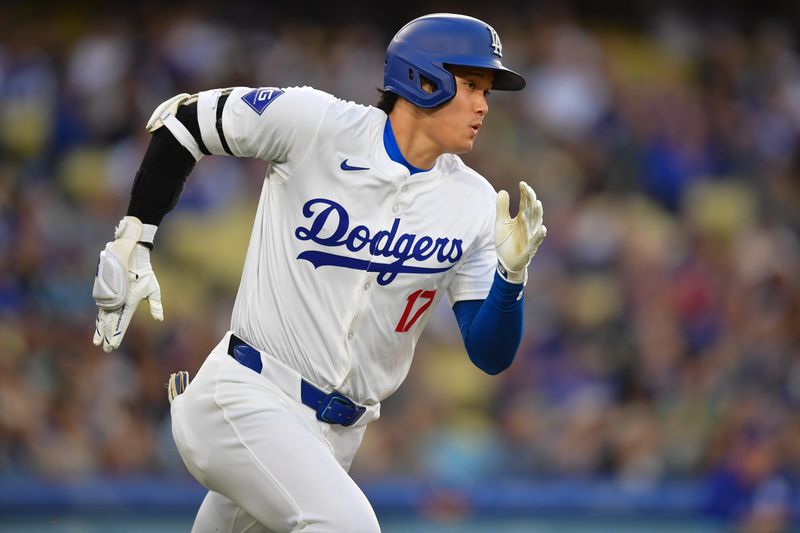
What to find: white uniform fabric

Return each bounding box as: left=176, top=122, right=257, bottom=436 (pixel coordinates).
left=171, top=334, right=378, bottom=533
left=170, top=86, right=499, bottom=532
left=222, top=86, right=497, bottom=405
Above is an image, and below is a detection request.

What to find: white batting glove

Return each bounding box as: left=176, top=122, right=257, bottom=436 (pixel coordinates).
left=495, top=181, right=547, bottom=284
left=92, top=216, right=163, bottom=352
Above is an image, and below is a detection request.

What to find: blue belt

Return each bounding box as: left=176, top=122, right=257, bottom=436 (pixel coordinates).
left=227, top=334, right=366, bottom=427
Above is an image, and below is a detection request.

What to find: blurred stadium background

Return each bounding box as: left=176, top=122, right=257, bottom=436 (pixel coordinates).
left=2, top=0, right=800, bottom=531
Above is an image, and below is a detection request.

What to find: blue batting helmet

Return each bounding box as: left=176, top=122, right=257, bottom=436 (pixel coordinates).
left=384, top=13, right=526, bottom=109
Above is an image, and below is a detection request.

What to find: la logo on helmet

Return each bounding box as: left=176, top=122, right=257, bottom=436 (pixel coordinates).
left=488, top=26, right=503, bottom=57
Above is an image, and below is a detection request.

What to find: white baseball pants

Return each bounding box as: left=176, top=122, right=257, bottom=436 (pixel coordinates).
left=170, top=334, right=380, bottom=532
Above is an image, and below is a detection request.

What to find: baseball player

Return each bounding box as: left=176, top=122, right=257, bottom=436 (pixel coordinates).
left=92, top=13, right=546, bottom=532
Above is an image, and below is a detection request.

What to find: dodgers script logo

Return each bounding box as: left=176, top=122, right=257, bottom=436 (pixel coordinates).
left=295, top=199, right=463, bottom=286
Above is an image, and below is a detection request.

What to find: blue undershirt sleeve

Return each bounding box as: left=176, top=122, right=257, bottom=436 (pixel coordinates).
left=452, top=271, right=524, bottom=375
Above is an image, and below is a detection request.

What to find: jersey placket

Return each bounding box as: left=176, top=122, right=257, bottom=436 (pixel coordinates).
left=336, top=169, right=411, bottom=392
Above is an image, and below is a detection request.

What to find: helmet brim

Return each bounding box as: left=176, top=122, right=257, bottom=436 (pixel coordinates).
left=492, top=68, right=526, bottom=91
left=443, top=62, right=526, bottom=91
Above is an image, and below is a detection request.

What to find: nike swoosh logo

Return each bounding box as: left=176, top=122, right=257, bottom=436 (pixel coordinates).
left=340, top=159, right=370, bottom=171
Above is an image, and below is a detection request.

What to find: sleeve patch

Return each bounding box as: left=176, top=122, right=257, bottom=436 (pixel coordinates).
left=241, top=88, right=285, bottom=115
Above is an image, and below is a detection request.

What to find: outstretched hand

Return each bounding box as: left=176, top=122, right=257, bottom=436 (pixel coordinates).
left=494, top=181, right=547, bottom=284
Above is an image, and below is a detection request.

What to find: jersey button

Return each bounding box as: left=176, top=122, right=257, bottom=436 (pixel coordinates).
left=400, top=185, right=408, bottom=193
left=392, top=204, right=400, bottom=213
left=363, top=281, right=371, bottom=290
left=347, top=331, right=354, bottom=340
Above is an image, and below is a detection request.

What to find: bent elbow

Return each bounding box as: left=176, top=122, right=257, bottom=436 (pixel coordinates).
left=469, top=352, right=514, bottom=375
left=484, top=360, right=512, bottom=376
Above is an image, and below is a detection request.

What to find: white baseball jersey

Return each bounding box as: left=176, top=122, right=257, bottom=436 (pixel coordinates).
left=196, top=86, right=497, bottom=405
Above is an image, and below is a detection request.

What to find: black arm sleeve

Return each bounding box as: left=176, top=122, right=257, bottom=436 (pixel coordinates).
left=126, top=103, right=207, bottom=225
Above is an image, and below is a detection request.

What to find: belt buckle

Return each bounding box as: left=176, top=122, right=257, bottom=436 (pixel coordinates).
left=317, top=391, right=364, bottom=427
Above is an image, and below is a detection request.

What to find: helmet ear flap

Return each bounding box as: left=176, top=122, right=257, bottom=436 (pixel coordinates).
left=384, top=56, right=455, bottom=108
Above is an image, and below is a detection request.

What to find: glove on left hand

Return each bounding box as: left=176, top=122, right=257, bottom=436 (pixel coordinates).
left=495, top=181, right=547, bottom=284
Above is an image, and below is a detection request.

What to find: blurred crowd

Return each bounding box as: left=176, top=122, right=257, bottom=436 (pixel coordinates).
left=2, top=2, right=800, bottom=528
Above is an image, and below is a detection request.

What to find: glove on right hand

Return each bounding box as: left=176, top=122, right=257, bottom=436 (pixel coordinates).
left=92, top=216, right=163, bottom=352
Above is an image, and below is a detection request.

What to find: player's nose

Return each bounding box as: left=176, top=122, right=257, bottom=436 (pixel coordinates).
left=475, top=93, right=489, bottom=115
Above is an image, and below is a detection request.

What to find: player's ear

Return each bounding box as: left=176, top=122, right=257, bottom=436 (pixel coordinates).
left=419, top=74, right=437, bottom=95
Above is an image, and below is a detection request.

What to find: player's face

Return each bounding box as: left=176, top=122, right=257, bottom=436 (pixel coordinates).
left=428, top=66, right=493, bottom=154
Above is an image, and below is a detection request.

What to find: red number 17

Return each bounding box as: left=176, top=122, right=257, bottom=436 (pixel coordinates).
left=395, top=289, right=437, bottom=333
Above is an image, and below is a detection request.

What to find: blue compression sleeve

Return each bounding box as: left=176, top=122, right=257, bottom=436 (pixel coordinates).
left=452, top=271, right=524, bottom=375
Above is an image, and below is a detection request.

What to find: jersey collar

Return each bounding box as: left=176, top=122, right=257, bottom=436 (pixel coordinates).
left=383, top=118, right=433, bottom=175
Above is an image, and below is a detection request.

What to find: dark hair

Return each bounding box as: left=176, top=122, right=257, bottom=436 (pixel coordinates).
left=376, top=89, right=399, bottom=114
